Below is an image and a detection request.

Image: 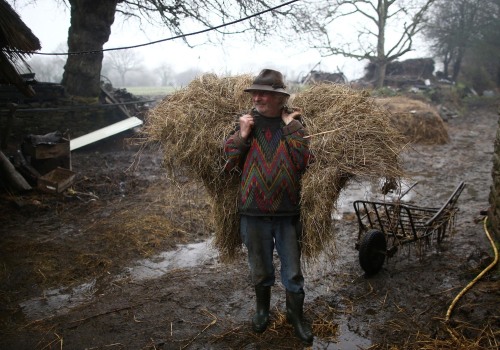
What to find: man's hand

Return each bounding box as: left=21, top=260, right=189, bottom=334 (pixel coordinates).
left=282, top=107, right=302, bottom=125
left=239, top=114, right=254, bottom=140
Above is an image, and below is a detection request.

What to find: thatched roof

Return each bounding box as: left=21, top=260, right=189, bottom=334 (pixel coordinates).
left=0, top=0, right=41, bottom=97
left=0, top=0, right=41, bottom=56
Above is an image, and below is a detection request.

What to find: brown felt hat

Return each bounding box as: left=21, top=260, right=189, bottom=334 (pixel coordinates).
left=244, top=69, right=290, bottom=96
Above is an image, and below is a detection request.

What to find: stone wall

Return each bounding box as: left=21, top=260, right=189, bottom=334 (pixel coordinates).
left=1, top=105, right=123, bottom=140
left=0, top=83, right=141, bottom=151
left=0, top=105, right=124, bottom=153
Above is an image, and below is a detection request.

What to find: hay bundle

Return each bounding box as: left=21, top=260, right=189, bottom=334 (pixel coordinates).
left=375, top=96, right=449, bottom=145
left=142, top=74, right=254, bottom=261
left=291, top=84, right=406, bottom=259
left=143, top=75, right=405, bottom=262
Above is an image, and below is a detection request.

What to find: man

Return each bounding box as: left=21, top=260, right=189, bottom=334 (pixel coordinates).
left=223, top=69, right=314, bottom=344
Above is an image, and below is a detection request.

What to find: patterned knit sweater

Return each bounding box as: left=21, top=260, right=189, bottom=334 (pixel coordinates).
left=223, top=109, right=313, bottom=216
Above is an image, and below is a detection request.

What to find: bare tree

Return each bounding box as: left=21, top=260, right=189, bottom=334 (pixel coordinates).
left=480, top=0, right=500, bottom=88
left=425, top=0, right=481, bottom=81
left=290, top=0, right=437, bottom=87
left=104, top=49, right=143, bottom=87
left=175, top=68, right=204, bottom=87
left=26, top=55, right=65, bottom=82
left=12, top=0, right=299, bottom=98
left=26, top=43, right=67, bottom=83
left=426, top=0, right=500, bottom=85
left=58, top=0, right=117, bottom=97
left=157, top=63, right=174, bottom=87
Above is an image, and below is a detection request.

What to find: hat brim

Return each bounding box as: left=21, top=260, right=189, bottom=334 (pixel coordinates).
left=244, top=84, right=290, bottom=96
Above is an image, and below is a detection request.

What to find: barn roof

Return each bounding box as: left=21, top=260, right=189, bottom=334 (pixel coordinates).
left=0, top=0, right=41, bottom=97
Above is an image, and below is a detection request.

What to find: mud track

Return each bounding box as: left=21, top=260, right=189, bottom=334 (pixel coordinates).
left=0, top=105, right=499, bottom=349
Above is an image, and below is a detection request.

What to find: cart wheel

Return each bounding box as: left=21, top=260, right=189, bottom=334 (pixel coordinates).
left=359, top=229, right=387, bottom=276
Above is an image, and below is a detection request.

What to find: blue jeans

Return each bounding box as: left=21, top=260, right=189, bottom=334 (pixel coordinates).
left=240, top=215, right=304, bottom=293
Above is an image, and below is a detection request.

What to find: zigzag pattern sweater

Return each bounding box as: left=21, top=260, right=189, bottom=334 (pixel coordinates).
left=223, top=109, right=313, bottom=216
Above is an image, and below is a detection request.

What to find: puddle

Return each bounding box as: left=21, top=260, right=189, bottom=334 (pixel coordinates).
left=126, top=240, right=218, bottom=281
left=333, top=180, right=416, bottom=219
left=334, top=317, right=372, bottom=349
left=312, top=314, right=371, bottom=349
left=19, top=280, right=96, bottom=320
left=19, top=240, right=217, bottom=320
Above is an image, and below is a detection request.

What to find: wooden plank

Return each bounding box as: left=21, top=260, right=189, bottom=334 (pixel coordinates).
left=0, top=150, right=31, bottom=192
left=70, top=117, right=143, bottom=151
left=100, top=87, right=132, bottom=118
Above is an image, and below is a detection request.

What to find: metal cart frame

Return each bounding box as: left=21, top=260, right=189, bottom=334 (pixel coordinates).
left=353, top=181, right=466, bottom=275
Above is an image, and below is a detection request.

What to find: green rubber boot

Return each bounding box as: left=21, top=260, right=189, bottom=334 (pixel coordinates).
left=286, top=291, right=313, bottom=345
left=252, top=285, right=271, bottom=333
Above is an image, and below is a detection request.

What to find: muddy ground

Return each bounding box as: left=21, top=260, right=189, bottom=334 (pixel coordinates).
left=0, top=102, right=499, bottom=349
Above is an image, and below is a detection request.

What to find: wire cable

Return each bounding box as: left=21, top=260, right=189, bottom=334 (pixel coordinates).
left=445, top=215, right=499, bottom=323
left=20, top=0, right=301, bottom=57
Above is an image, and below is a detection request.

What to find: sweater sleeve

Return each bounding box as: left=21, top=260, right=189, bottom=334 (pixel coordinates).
left=223, top=129, right=250, bottom=173
left=282, top=119, right=314, bottom=172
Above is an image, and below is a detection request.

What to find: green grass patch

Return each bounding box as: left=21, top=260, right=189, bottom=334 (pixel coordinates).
left=125, top=86, right=177, bottom=96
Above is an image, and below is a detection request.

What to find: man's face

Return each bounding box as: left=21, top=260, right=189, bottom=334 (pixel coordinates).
left=251, top=90, right=285, bottom=117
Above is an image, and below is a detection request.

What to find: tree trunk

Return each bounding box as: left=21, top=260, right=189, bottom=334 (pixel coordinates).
left=489, top=116, right=500, bottom=241
left=61, top=0, right=119, bottom=98
left=374, top=0, right=387, bottom=88
left=374, top=60, right=387, bottom=88
left=119, top=71, right=126, bottom=87
left=451, top=48, right=465, bottom=82
left=496, top=63, right=500, bottom=88
left=443, top=51, right=451, bottom=78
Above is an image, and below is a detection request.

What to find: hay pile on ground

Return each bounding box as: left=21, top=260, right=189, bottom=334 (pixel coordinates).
left=143, top=75, right=406, bottom=262
left=375, top=96, right=449, bottom=144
